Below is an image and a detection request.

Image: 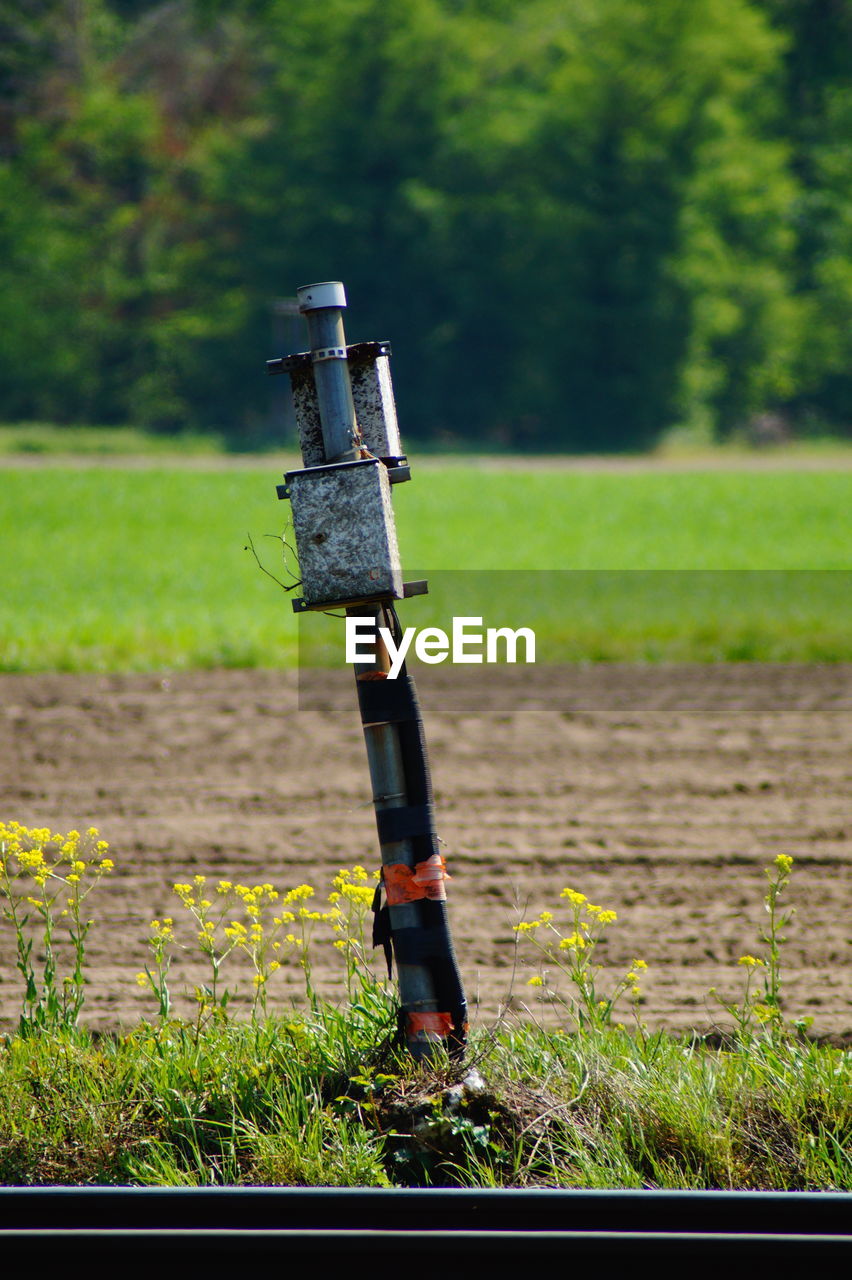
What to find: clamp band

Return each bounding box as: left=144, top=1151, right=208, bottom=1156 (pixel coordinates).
left=311, top=346, right=348, bottom=363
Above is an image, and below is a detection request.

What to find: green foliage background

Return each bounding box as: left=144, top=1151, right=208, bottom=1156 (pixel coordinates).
left=0, top=0, right=850, bottom=448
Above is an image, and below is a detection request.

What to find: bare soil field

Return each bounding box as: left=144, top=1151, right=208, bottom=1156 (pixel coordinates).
left=1, top=664, right=849, bottom=1040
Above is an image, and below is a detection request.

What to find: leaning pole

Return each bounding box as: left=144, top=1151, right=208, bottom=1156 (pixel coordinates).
left=267, top=281, right=468, bottom=1060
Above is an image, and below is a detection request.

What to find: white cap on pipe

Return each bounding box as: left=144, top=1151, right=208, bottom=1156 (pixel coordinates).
left=297, top=281, right=347, bottom=312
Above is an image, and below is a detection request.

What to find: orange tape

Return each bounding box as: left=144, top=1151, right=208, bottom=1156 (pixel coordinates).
left=407, top=1011, right=454, bottom=1038
left=383, top=854, right=450, bottom=904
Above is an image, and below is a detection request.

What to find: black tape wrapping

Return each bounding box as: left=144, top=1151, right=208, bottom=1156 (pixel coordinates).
left=361, top=663, right=468, bottom=1049
left=382, top=902, right=467, bottom=1036
left=375, top=803, right=436, bottom=846
left=394, top=671, right=444, bottom=866
left=356, top=676, right=418, bottom=726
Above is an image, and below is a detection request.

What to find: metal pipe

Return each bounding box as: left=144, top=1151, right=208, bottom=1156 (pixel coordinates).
left=296, top=282, right=361, bottom=463
left=4, top=1186, right=851, bottom=1233
left=3, top=1188, right=850, bottom=1261
left=291, top=285, right=467, bottom=1058
left=349, top=604, right=442, bottom=1043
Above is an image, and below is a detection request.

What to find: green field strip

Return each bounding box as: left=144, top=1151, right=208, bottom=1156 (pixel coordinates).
left=1, top=467, right=850, bottom=671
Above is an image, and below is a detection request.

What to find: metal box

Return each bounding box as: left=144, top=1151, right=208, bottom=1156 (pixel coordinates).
left=284, top=458, right=403, bottom=609
left=279, top=341, right=404, bottom=470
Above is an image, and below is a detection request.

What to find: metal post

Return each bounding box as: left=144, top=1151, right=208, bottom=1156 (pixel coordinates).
left=296, top=282, right=361, bottom=463
left=273, top=282, right=468, bottom=1060
left=350, top=606, right=446, bottom=1038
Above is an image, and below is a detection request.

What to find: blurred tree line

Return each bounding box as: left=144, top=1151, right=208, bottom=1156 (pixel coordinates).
left=0, top=0, right=849, bottom=450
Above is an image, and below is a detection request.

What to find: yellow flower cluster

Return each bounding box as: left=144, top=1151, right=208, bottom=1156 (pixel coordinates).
left=159, top=867, right=379, bottom=1017
left=150, top=917, right=174, bottom=942
left=513, top=880, right=647, bottom=1032
left=134, top=861, right=390, bottom=1022
left=283, top=884, right=314, bottom=904
left=1, top=821, right=115, bottom=1029
left=1, top=822, right=115, bottom=902
left=514, top=891, right=618, bottom=939
left=330, top=865, right=378, bottom=909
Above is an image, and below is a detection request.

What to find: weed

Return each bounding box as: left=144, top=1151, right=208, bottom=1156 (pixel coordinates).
left=0, top=822, right=114, bottom=1033
left=135, top=865, right=392, bottom=1038
left=513, top=887, right=647, bottom=1033
left=711, top=853, right=808, bottom=1046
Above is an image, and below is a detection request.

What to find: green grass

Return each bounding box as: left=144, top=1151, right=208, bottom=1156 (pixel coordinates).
left=401, top=467, right=852, bottom=570
left=0, top=423, right=228, bottom=457
left=1, top=1016, right=849, bottom=1188
left=1, top=465, right=850, bottom=671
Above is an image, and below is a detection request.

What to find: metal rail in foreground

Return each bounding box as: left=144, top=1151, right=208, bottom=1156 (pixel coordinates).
left=1, top=1188, right=849, bottom=1261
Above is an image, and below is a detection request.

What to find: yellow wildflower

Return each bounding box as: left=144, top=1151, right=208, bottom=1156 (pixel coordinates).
left=284, top=884, right=314, bottom=904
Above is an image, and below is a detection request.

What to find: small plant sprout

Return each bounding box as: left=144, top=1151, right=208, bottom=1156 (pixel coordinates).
left=514, top=886, right=647, bottom=1032
left=713, top=853, right=803, bottom=1044
left=0, top=821, right=115, bottom=1032
left=762, top=853, right=794, bottom=1025
left=136, top=916, right=174, bottom=1022
left=170, top=875, right=241, bottom=1024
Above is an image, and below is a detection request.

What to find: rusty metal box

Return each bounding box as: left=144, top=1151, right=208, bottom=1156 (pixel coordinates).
left=285, top=341, right=403, bottom=469
left=284, top=458, right=403, bottom=609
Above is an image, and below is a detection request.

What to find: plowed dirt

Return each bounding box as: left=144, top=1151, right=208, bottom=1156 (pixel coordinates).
left=1, top=664, right=849, bottom=1039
